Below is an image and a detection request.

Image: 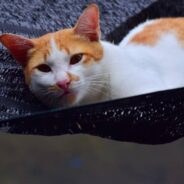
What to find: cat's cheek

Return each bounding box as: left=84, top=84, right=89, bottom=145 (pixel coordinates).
left=74, top=85, right=90, bottom=105
left=31, top=70, right=55, bottom=87
left=65, top=93, right=77, bottom=105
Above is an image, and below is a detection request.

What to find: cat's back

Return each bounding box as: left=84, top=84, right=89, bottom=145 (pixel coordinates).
left=116, top=18, right=184, bottom=95
left=120, top=18, right=184, bottom=47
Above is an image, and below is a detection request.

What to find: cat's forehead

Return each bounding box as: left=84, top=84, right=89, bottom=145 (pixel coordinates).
left=48, top=37, right=68, bottom=62
left=32, top=28, right=103, bottom=61
left=33, top=29, right=88, bottom=55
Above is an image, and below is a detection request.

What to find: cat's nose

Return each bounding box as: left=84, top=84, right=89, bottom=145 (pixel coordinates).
left=56, top=80, right=71, bottom=91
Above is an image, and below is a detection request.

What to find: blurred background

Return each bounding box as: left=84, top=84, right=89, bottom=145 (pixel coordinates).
left=0, top=134, right=183, bottom=184
left=0, top=0, right=184, bottom=183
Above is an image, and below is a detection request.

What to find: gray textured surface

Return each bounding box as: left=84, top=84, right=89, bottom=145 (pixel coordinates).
left=0, top=0, right=157, bottom=120
left=0, top=0, right=156, bottom=37
left=0, top=40, right=46, bottom=120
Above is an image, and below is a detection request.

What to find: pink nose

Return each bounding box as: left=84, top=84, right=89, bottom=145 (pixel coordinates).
left=57, top=80, right=71, bottom=91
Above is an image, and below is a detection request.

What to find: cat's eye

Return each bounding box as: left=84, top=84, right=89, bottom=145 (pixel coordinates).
left=70, top=54, right=83, bottom=65
left=37, top=64, right=51, bottom=72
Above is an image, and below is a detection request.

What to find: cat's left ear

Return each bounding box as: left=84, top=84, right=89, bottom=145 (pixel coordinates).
left=0, top=33, right=34, bottom=67
left=74, top=4, right=100, bottom=42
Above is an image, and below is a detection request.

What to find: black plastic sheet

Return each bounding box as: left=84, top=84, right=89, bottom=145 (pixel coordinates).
left=0, top=0, right=184, bottom=144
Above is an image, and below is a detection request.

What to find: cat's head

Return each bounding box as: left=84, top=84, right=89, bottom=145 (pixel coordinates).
left=0, top=4, right=108, bottom=108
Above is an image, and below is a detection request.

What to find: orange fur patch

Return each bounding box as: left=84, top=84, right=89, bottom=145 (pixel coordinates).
left=130, top=18, right=184, bottom=46
left=67, top=72, right=80, bottom=81
left=24, top=28, right=103, bottom=84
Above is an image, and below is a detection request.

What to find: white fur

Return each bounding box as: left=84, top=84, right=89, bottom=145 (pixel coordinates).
left=30, top=38, right=109, bottom=107
left=30, top=19, right=184, bottom=107
left=102, top=19, right=184, bottom=99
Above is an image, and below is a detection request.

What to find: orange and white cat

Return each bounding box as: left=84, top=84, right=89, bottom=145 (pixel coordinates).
left=1, top=4, right=184, bottom=108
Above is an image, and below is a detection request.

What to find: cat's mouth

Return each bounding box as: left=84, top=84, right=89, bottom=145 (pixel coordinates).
left=59, top=89, right=77, bottom=105
left=60, top=90, right=75, bottom=98
left=60, top=90, right=70, bottom=97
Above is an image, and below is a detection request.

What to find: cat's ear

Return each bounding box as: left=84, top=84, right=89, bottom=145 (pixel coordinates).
left=74, top=4, right=100, bottom=42
left=0, top=33, right=34, bottom=67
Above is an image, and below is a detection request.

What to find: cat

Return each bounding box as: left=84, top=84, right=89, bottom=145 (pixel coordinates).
left=1, top=4, right=184, bottom=108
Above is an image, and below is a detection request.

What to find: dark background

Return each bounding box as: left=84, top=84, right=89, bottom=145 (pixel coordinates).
left=0, top=134, right=183, bottom=184
left=0, top=0, right=184, bottom=183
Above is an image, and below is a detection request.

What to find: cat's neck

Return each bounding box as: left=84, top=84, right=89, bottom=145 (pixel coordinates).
left=99, top=41, right=124, bottom=99
left=100, top=41, right=121, bottom=64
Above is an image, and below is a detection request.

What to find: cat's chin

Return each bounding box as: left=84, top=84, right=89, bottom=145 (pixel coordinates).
left=36, top=92, right=109, bottom=109
left=33, top=86, right=109, bottom=108
left=35, top=92, right=78, bottom=109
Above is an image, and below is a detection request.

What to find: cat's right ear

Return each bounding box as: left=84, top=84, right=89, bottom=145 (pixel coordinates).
left=0, top=33, right=34, bottom=67
left=74, top=4, right=100, bottom=42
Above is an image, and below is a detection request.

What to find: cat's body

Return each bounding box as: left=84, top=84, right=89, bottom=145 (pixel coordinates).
left=1, top=4, right=184, bottom=108
left=103, top=18, right=184, bottom=99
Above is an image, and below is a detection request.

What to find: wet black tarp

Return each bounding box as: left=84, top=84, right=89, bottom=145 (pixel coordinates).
left=0, top=0, right=184, bottom=144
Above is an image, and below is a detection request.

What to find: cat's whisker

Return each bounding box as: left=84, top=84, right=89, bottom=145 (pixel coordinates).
left=70, top=84, right=86, bottom=89
left=90, top=81, right=109, bottom=84
left=48, top=89, right=58, bottom=93
left=87, top=86, right=110, bottom=98
left=74, top=76, right=109, bottom=85
left=89, top=83, right=120, bottom=96
left=84, top=74, right=110, bottom=80
left=73, top=80, right=108, bottom=87
left=71, top=80, right=109, bottom=90
left=85, top=72, right=110, bottom=77
left=85, top=71, right=123, bottom=79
